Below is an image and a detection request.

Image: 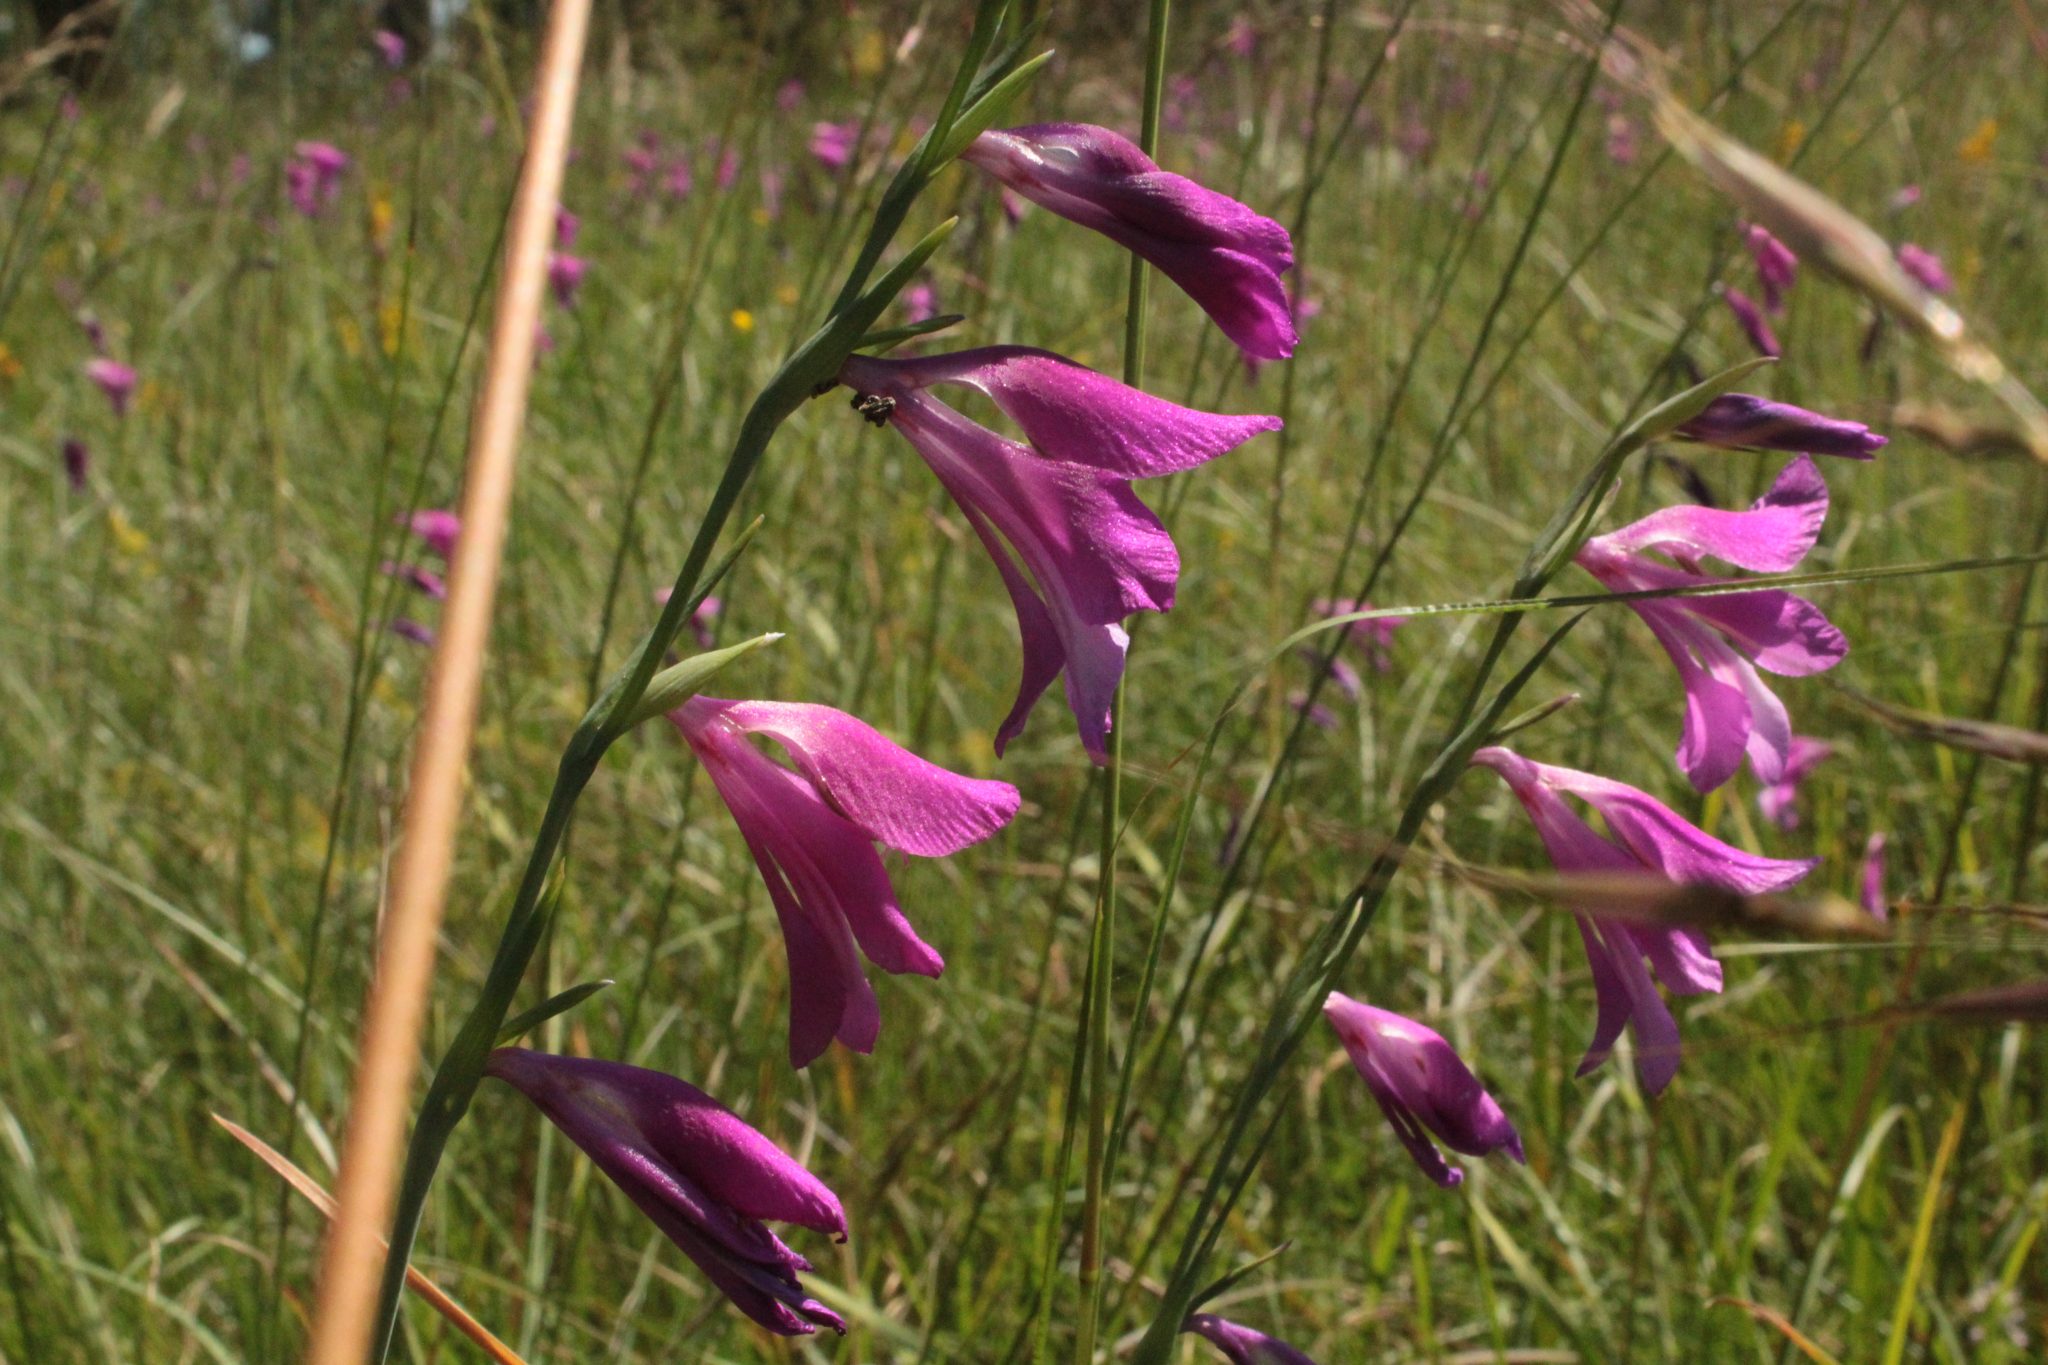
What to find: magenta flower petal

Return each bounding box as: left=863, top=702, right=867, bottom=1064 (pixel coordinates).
left=1720, top=284, right=1781, bottom=358
left=1324, top=993, right=1524, bottom=1187
left=484, top=1048, right=846, bottom=1337
left=714, top=699, right=1021, bottom=856
left=809, top=120, right=859, bottom=171
left=1596, top=455, right=1828, bottom=573
left=1183, top=1313, right=1321, bottom=1365
left=673, top=696, right=1015, bottom=1065
left=1676, top=393, right=1886, bottom=460
left=961, top=123, right=1296, bottom=359
left=1474, top=747, right=1815, bottom=1094
left=867, top=346, right=1281, bottom=478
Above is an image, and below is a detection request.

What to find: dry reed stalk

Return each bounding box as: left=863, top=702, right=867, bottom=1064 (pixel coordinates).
left=302, top=2, right=592, bottom=1360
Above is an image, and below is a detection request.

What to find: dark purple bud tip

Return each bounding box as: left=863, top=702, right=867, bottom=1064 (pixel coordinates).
left=1677, top=394, right=1887, bottom=460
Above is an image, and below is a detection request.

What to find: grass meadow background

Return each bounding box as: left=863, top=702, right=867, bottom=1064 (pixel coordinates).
left=2, top=1, right=2045, bottom=1360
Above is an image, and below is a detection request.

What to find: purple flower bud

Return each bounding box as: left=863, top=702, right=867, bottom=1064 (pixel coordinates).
left=1324, top=993, right=1525, bottom=1187
left=85, top=357, right=137, bottom=417
left=554, top=203, right=579, bottom=249
left=286, top=141, right=349, bottom=218
left=380, top=560, right=447, bottom=600
left=372, top=29, right=406, bottom=68
left=1719, top=284, right=1781, bottom=358
left=484, top=1048, right=848, bottom=1336
left=808, top=120, right=859, bottom=172
left=62, top=437, right=90, bottom=491
left=390, top=617, right=435, bottom=647
left=1744, top=223, right=1799, bottom=312
left=1896, top=242, right=1952, bottom=294
left=404, top=508, right=461, bottom=561
left=960, top=124, right=1296, bottom=360
left=1183, top=1312, right=1320, bottom=1364
left=1676, top=394, right=1887, bottom=460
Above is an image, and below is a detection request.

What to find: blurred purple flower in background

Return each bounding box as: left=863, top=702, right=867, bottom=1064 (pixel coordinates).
left=1896, top=242, right=1953, bottom=294
left=1577, top=457, right=1846, bottom=792
left=1744, top=223, right=1799, bottom=312
left=372, top=29, right=406, bottom=68
left=1475, top=746, right=1817, bottom=1094
left=554, top=203, right=579, bottom=248
left=62, top=437, right=89, bottom=491
left=85, top=357, right=136, bottom=416
left=547, top=252, right=588, bottom=308
left=1324, top=993, right=1524, bottom=1186
left=285, top=141, right=349, bottom=218
left=1719, top=284, right=1781, bottom=358
left=390, top=618, right=434, bottom=647
left=776, top=79, right=807, bottom=112
left=809, top=120, right=859, bottom=171
left=672, top=697, right=1019, bottom=1066
left=961, top=123, right=1297, bottom=359
left=1757, top=735, right=1834, bottom=830
left=1861, top=832, right=1889, bottom=920
left=484, top=1047, right=848, bottom=1336
left=406, top=508, right=461, bottom=561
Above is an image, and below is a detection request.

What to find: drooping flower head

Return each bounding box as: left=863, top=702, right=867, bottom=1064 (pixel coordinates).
left=483, top=1048, right=847, bottom=1337
left=1473, top=746, right=1817, bottom=1094
left=1183, top=1313, right=1320, bottom=1365
left=286, top=141, right=350, bottom=218
left=1743, top=223, right=1799, bottom=312
left=84, top=357, right=136, bottom=417
left=1896, top=243, right=1953, bottom=294
left=960, top=124, right=1296, bottom=360
left=1323, top=992, right=1524, bottom=1187
left=839, top=346, right=1279, bottom=759
left=672, top=697, right=1019, bottom=1066
left=1720, top=284, right=1781, bottom=358
left=1575, top=456, right=1846, bottom=792
left=1757, top=735, right=1834, bottom=830
left=1675, top=394, right=1887, bottom=460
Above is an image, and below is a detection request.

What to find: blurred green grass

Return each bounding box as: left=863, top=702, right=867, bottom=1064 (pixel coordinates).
left=1, top=3, right=2045, bottom=1361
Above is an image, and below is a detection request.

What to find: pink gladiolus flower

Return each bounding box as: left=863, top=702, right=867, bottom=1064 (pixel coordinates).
left=1183, top=1313, right=1320, bottom=1365
left=1223, top=17, right=1258, bottom=59
left=663, top=155, right=694, bottom=200
left=547, top=252, right=587, bottom=308
left=405, top=508, right=461, bottom=561
left=776, top=79, right=806, bottom=112
left=1675, top=394, right=1886, bottom=460
left=1576, top=457, right=1846, bottom=793
left=286, top=141, right=349, bottom=218
left=1324, top=993, right=1525, bottom=1187
left=1604, top=113, right=1640, bottom=166
left=1720, top=284, right=1781, bottom=358
left=1896, top=243, right=1953, bottom=294
left=809, top=120, right=859, bottom=171
left=960, top=124, right=1296, bottom=360
left=84, top=357, right=136, bottom=417
left=1757, top=735, right=1834, bottom=830
left=902, top=282, right=938, bottom=324
left=554, top=204, right=579, bottom=248
left=1860, top=832, right=1889, bottom=920
left=1474, top=746, right=1817, bottom=1094
left=1313, top=597, right=1405, bottom=677
left=840, top=347, right=1280, bottom=759
left=672, top=697, right=1019, bottom=1066
left=62, top=437, right=89, bottom=491
left=1744, top=223, right=1799, bottom=312
left=484, top=1048, right=847, bottom=1336
left=372, top=29, right=405, bottom=68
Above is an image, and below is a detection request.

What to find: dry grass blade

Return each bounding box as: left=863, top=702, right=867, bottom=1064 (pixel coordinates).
left=1903, top=979, right=2048, bottom=1024
left=1447, top=861, right=1890, bottom=941
left=1706, top=1296, right=1844, bottom=1365
left=211, top=1115, right=528, bottom=1365
left=1892, top=402, right=2039, bottom=462
left=1839, top=688, right=2048, bottom=764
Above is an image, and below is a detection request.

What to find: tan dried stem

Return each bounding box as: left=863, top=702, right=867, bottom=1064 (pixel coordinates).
left=302, top=1, right=592, bottom=1361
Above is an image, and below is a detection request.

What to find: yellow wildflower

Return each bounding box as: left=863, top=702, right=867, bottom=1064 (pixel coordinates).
left=730, top=308, right=755, bottom=333
left=1773, top=119, right=1806, bottom=163
left=1959, top=118, right=1998, bottom=165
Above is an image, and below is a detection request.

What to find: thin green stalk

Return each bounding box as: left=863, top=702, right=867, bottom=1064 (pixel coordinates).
left=1075, top=8, right=1168, bottom=1357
